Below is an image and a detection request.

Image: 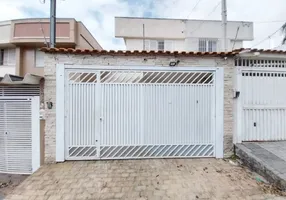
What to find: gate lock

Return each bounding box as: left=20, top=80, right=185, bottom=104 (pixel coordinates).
left=233, top=91, right=240, bottom=99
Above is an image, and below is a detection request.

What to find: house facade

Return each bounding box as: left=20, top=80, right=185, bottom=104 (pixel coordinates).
left=42, top=48, right=236, bottom=163
left=115, top=17, right=254, bottom=52
left=0, top=18, right=102, bottom=77
left=2, top=45, right=286, bottom=174
left=39, top=47, right=286, bottom=165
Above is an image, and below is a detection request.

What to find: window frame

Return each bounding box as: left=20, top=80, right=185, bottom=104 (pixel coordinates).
left=157, top=40, right=165, bottom=51
left=198, top=39, right=217, bottom=52
left=35, top=50, right=45, bottom=68
left=0, top=49, right=4, bottom=66
left=0, top=49, right=16, bottom=66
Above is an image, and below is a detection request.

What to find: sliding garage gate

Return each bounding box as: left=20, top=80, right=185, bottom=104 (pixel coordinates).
left=57, top=65, right=224, bottom=160
left=235, top=59, right=286, bottom=142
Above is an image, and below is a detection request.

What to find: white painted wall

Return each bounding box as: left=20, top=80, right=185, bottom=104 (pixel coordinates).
left=185, top=21, right=253, bottom=40
left=0, top=66, right=16, bottom=76
left=229, top=40, right=243, bottom=50
left=116, top=17, right=253, bottom=52
left=115, top=17, right=185, bottom=39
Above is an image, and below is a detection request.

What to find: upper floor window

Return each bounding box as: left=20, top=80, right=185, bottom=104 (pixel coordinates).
left=0, top=48, right=16, bottom=66
left=144, top=40, right=173, bottom=51
left=35, top=50, right=45, bottom=68
left=157, top=40, right=165, bottom=51
left=198, top=39, right=217, bottom=52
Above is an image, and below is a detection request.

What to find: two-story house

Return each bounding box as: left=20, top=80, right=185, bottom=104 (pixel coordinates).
left=115, top=17, right=254, bottom=52
left=0, top=18, right=102, bottom=77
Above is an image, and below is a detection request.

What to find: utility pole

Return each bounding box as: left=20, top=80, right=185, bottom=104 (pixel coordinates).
left=221, top=0, right=227, bottom=52
left=50, top=0, right=56, bottom=48
left=143, top=24, right=145, bottom=50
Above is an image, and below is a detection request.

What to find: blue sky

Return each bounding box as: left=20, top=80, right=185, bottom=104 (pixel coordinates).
left=1, top=0, right=286, bottom=50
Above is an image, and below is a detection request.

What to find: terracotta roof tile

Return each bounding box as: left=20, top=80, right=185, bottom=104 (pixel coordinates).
left=40, top=47, right=238, bottom=56
left=233, top=48, right=286, bottom=54
left=40, top=47, right=286, bottom=56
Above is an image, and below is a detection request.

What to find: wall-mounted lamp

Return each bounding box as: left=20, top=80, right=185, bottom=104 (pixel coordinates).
left=169, top=59, right=180, bottom=67
left=46, top=101, right=53, bottom=109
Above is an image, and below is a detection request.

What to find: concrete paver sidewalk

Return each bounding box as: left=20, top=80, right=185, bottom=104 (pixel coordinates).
left=236, top=141, right=286, bottom=191
left=5, top=159, right=284, bottom=200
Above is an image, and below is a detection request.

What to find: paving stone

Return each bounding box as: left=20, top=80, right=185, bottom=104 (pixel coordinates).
left=236, top=142, right=286, bottom=191
left=4, top=159, right=284, bottom=200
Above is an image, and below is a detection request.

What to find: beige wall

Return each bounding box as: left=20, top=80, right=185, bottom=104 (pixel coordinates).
left=21, top=47, right=44, bottom=76
left=0, top=18, right=102, bottom=76
left=76, top=22, right=103, bottom=50
left=0, top=22, right=11, bottom=45
left=14, top=22, right=70, bottom=38
left=44, top=52, right=235, bottom=163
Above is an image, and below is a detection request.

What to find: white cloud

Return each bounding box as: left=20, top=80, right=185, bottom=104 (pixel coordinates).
left=0, top=0, right=285, bottom=50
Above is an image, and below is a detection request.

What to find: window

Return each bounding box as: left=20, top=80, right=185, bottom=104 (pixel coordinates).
left=0, top=49, right=15, bottom=66
left=198, top=39, right=217, bottom=52
left=0, top=49, right=4, bottom=65
left=144, top=40, right=173, bottom=51
left=35, top=50, right=45, bottom=68
left=157, top=40, right=164, bottom=51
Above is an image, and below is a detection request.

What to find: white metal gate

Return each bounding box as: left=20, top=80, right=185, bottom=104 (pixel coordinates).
left=0, top=97, right=40, bottom=174
left=235, top=58, right=286, bottom=142
left=57, top=65, right=224, bottom=161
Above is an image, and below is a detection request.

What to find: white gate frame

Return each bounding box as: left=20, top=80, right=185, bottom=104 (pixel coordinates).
left=0, top=96, right=40, bottom=174
left=234, top=67, right=242, bottom=144
left=31, top=96, right=40, bottom=173
left=56, top=64, right=224, bottom=161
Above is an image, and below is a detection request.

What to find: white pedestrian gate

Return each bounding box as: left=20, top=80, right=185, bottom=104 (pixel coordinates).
left=235, top=59, right=286, bottom=142
left=0, top=97, right=40, bottom=174
left=56, top=65, right=224, bottom=161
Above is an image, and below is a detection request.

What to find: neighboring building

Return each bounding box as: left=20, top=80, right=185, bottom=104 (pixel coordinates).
left=0, top=18, right=102, bottom=77
left=115, top=17, right=254, bottom=52
left=274, top=44, right=286, bottom=51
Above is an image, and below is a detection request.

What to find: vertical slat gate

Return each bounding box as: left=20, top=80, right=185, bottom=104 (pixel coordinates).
left=236, top=58, right=286, bottom=142
left=65, top=67, right=220, bottom=160
left=0, top=98, right=39, bottom=174
left=0, top=101, right=6, bottom=172
left=6, top=100, right=32, bottom=174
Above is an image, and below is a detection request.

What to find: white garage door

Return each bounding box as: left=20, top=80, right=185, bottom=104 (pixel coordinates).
left=57, top=65, right=224, bottom=160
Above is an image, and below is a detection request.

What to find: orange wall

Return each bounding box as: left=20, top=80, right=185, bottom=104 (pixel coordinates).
left=14, top=22, right=70, bottom=38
